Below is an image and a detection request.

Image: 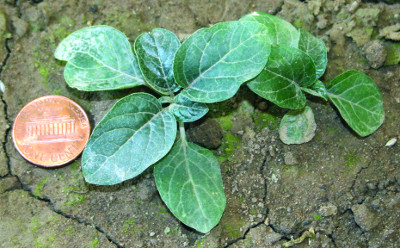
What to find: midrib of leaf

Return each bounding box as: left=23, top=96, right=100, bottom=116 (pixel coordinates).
left=255, top=15, right=296, bottom=47
left=327, top=73, right=381, bottom=117
left=72, top=51, right=144, bottom=83
left=302, top=34, right=312, bottom=52
left=180, top=138, right=208, bottom=224
left=264, top=67, right=302, bottom=90
left=151, top=33, right=174, bottom=96
left=328, top=95, right=370, bottom=130
left=105, top=29, right=143, bottom=82
left=88, top=109, right=168, bottom=175
left=173, top=103, right=202, bottom=111
left=265, top=16, right=281, bottom=44
left=327, top=92, right=380, bottom=116
left=185, top=31, right=261, bottom=89
left=105, top=29, right=123, bottom=75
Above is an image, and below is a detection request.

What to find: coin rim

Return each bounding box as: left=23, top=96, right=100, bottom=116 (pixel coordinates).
left=12, top=95, right=91, bottom=168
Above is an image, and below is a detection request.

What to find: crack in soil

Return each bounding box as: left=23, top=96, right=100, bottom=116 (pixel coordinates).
left=11, top=175, right=123, bottom=247
left=342, top=208, right=368, bottom=242
left=316, top=230, right=337, bottom=247
left=0, top=175, right=22, bottom=193
left=0, top=20, right=123, bottom=248
left=350, top=148, right=381, bottom=193
left=223, top=210, right=290, bottom=247
left=362, top=0, right=400, bottom=4
left=14, top=0, right=22, bottom=18
left=223, top=155, right=290, bottom=247
left=28, top=0, right=43, bottom=4
left=223, top=220, right=266, bottom=248
left=1, top=38, right=12, bottom=177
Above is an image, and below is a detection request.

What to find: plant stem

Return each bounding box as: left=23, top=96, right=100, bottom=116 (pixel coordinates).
left=179, top=121, right=187, bottom=144
left=159, top=96, right=174, bottom=104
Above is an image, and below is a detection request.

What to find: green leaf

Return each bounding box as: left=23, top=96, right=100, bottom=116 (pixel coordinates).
left=82, top=93, right=177, bottom=185
left=326, top=71, right=385, bottom=137
left=173, top=20, right=271, bottom=103
left=54, top=25, right=145, bottom=91
left=241, top=11, right=299, bottom=48
left=279, top=106, right=316, bottom=145
left=154, top=138, right=226, bottom=233
left=301, top=80, right=328, bottom=101
left=298, top=29, right=327, bottom=78
left=247, top=45, right=317, bottom=109
left=134, top=28, right=181, bottom=95
left=169, top=94, right=208, bottom=122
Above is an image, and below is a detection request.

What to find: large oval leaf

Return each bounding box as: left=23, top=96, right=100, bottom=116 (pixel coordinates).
left=169, top=94, right=208, bottom=122
left=82, top=93, right=177, bottom=185
left=241, top=12, right=299, bottom=48
left=173, top=20, right=271, bottom=103
left=154, top=138, right=226, bottom=233
left=54, top=25, right=145, bottom=91
left=326, top=71, right=385, bottom=137
left=298, top=29, right=327, bottom=78
left=134, top=28, right=181, bottom=95
left=247, top=45, right=316, bottom=109
left=279, top=106, right=316, bottom=145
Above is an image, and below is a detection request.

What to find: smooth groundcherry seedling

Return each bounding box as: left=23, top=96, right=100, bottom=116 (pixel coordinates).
left=55, top=11, right=384, bottom=233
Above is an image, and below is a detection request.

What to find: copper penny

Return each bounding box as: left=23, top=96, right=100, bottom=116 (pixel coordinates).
left=12, top=95, right=90, bottom=167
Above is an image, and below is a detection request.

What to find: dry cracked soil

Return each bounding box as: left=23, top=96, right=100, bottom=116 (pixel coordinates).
left=0, top=0, right=399, bottom=247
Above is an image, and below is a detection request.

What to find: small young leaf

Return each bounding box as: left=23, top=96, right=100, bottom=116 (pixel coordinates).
left=247, top=45, right=317, bottom=109
left=298, top=29, right=328, bottom=78
left=82, top=93, right=177, bottom=185
left=54, top=26, right=145, bottom=91
left=173, top=20, right=271, bottom=103
left=241, top=11, right=299, bottom=48
left=326, top=71, right=385, bottom=137
left=154, top=138, right=226, bottom=233
left=134, top=28, right=181, bottom=95
left=169, top=94, right=208, bottom=122
left=279, top=106, right=316, bottom=145
left=301, top=80, right=328, bottom=101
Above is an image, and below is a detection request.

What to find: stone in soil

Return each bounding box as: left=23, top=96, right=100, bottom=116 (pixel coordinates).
left=351, top=203, right=378, bottom=231
left=186, top=119, right=224, bottom=149
left=363, top=40, right=386, bottom=69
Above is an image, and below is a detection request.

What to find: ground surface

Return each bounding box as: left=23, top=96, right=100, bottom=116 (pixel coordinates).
left=0, top=0, right=399, bottom=247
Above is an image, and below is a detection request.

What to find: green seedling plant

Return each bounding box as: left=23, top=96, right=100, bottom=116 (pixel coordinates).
left=55, top=12, right=384, bottom=233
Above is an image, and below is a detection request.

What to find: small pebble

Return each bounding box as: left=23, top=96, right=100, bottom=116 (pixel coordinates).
left=319, top=203, right=337, bottom=216
left=257, top=101, right=268, bottom=110
left=89, top=5, right=98, bottom=13
left=319, top=185, right=328, bottom=191
left=149, top=232, right=155, bottom=237
left=321, top=197, right=329, bottom=202
left=363, top=41, right=386, bottom=69
left=385, top=138, right=397, bottom=147
left=0, top=80, right=5, bottom=92
left=284, top=152, right=297, bottom=165
left=366, top=181, right=377, bottom=190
